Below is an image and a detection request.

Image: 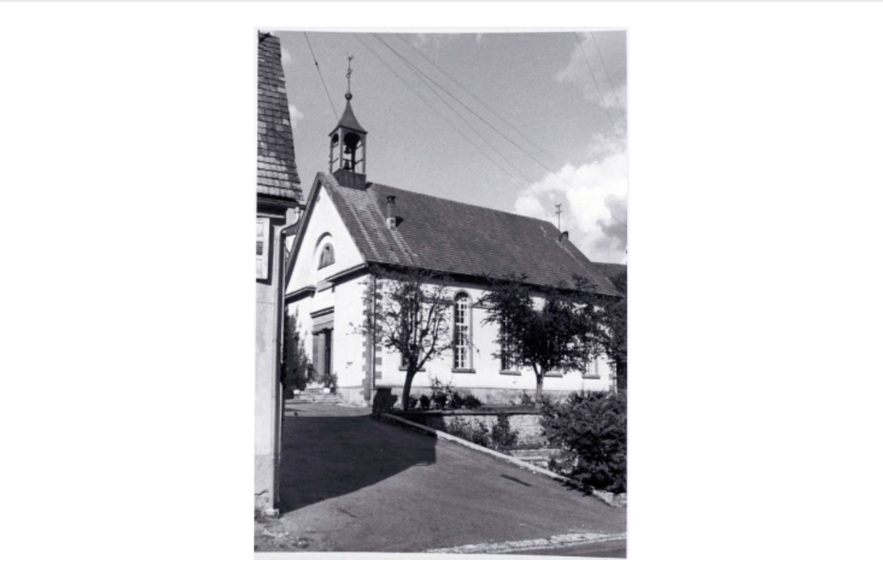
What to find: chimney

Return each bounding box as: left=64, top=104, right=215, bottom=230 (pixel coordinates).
left=559, top=230, right=569, bottom=243
left=386, top=195, right=397, bottom=229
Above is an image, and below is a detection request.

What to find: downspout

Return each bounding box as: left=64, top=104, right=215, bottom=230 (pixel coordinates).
left=272, top=219, right=300, bottom=511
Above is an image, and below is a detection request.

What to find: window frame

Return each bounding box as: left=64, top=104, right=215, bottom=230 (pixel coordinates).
left=452, top=292, right=473, bottom=372
left=256, top=217, right=270, bottom=280
left=498, top=314, right=520, bottom=375
left=318, top=243, right=335, bottom=269
left=583, top=353, right=601, bottom=379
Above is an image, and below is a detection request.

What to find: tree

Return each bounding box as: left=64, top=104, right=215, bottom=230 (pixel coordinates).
left=479, top=273, right=609, bottom=397
left=605, top=269, right=627, bottom=392
left=281, top=310, right=311, bottom=397
left=540, top=390, right=627, bottom=493
left=358, top=267, right=456, bottom=411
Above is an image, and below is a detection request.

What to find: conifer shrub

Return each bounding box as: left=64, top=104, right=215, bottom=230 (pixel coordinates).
left=490, top=414, right=519, bottom=450
left=540, top=391, right=627, bottom=493
left=418, top=394, right=431, bottom=411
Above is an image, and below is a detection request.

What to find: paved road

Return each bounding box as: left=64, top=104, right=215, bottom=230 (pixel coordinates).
left=257, top=402, right=625, bottom=556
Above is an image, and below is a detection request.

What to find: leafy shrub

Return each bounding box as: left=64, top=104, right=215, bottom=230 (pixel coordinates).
left=429, top=377, right=452, bottom=409
left=540, top=391, right=627, bottom=493
left=430, top=390, right=448, bottom=410
left=406, top=396, right=418, bottom=411
left=462, top=394, right=483, bottom=409
left=418, top=395, right=431, bottom=410
left=319, top=372, right=338, bottom=390
left=446, top=417, right=490, bottom=447
left=449, top=392, right=465, bottom=410
left=490, top=414, right=519, bottom=450
left=282, top=312, right=311, bottom=395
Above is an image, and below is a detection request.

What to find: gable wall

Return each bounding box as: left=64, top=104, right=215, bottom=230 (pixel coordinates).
left=287, top=185, right=364, bottom=296
left=284, top=183, right=368, bottom=402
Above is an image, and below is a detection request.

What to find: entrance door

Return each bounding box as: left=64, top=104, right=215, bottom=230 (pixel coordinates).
left=323, top=328, right=333, bottom=377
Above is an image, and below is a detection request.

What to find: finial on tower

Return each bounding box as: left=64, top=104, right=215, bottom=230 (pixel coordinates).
left=345, top=53, right=354, bottom=100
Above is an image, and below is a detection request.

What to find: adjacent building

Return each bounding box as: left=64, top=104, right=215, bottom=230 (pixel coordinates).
left=255, top=33, right=303, bottom=515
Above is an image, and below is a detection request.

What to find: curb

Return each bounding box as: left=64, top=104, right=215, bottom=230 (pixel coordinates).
left=425, top=531, right=628, bottom=555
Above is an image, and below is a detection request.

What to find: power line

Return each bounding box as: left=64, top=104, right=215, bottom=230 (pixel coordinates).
left=366, top=35, right=531, bottom=183
left=573, top=33, right=620, bottom=133
left=303, top=32, right=338, bottom=121
left=373, top=34, right=561, bottom=183
left=376, top=34, right=626, bottom=229
left=588, top=32, right=627, bottom=128
left=395, top=33, right=560, bottom=165
left=351, top=34, right=522, bottom=185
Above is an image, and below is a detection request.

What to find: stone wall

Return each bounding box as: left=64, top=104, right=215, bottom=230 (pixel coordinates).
left=402, top=410, right=547, bottom=447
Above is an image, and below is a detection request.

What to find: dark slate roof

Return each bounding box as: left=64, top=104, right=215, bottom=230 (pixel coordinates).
left=594, top=262, right=627, bottom=283
left=332, top=98, right=367, bottom=135
left=257, top=33, right=302, bottom=201
left=317, top=173, right=620, bottom=297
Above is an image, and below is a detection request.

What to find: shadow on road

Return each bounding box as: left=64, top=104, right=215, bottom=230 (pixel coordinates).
left=278, top=404, right=437, bottom=514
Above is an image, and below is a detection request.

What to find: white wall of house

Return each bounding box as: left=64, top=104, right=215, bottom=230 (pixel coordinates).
left=373, top=283, right=614, bottom=399
left=286, top=184, right=368, bottom=396
left=287, top=185, right=364, bottom=296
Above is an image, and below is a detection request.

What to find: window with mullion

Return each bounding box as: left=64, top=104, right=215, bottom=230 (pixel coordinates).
left=500, top=315, right=516, bottom=371
left=453, top=293, right=471, bottom=370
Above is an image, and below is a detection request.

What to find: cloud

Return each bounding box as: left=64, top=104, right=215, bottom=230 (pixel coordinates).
left=288, top=102, right=304, bottom=128
left=515, top=135, right=628, bottom=263
left=514, top=193, right=555, bottom=224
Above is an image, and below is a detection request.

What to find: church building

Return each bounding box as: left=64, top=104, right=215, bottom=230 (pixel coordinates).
left=283, top=87, right=621, bottom=408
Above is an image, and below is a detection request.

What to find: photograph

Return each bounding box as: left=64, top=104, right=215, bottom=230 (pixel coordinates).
left=254, top=29, right=627, bottom=557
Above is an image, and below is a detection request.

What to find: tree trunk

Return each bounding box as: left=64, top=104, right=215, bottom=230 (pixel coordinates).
left=402, top=369, right=416, bottom=411
left=535, top=370, right=544, bottom=400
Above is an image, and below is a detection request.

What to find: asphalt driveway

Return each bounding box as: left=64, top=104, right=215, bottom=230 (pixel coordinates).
left=256, top=402, right=626, bottom=555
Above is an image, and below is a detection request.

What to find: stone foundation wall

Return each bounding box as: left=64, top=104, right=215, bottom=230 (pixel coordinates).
left=383, top=386, right=577, bottom=407
left=403, top=411, right=547, bottom=447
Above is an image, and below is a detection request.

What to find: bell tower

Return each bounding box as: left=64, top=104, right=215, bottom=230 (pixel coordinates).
left=329, top=54, right=367, bottom=190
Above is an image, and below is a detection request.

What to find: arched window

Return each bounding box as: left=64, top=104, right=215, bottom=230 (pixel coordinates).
left=453, top=293, right=471, bottom=370
left=318, top=243, right=335, bottom=269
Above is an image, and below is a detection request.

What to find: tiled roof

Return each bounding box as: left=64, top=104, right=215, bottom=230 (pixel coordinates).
left=594, top=262, right=627, bottom=287
left=318, top=173, right=621, bottom=297
left=257, top=33, right=302, bottom=201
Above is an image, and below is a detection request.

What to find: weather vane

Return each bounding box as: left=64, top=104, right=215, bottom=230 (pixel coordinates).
left=555, top=203, right=563, bottom=232
left=346, top=52, right=354, bottom=98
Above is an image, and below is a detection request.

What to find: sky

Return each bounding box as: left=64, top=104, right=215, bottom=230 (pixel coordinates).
left=272, top=31, right=627, bottom=263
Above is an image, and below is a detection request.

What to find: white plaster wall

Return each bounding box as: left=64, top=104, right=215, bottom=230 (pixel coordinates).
left=374, top=283, right=614, bottom=394
left=285, top=184, right=367, bottom=388
left=330, top=278, right=367, bottom=388
left=286, top=185, right=364, bottom=297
